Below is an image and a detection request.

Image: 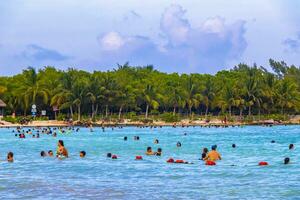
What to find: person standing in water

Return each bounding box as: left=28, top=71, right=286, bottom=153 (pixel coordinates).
left=204, top=145, right=221, bottom=161
left=7, top=152, right=14, bottom=162
left=56, top=140, right=68, bottom=158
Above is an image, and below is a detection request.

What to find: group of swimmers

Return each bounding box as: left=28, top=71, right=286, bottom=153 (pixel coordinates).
left=3, top=126, right=296, bottom=166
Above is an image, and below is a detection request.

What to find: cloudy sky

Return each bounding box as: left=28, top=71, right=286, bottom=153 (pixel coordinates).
left=0, top=0, right=300, bottom=75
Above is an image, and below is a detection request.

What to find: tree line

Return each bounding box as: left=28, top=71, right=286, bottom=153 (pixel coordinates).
left=0, top=59, right=299, bottom=121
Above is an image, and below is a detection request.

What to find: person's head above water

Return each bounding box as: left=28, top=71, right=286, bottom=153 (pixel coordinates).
left=212, top=145, right=217, bottom=151
left=48, top=150, right=53, bottom=157
left=40, top=151, right=46, bottom=157
left=203, top=147, right=208, bottom=153
left=107, top=153, right=112, bottom=158
left=154, top=139, right=159, bottom=144
left=232, top=144, right=236, bottom=148
left=7, top=152, right=14, bottom=162
left=289, top=144, right=294, bottom=150
left=284, top=157, right=290, bottom=164
left=147, top=147, right=152, bottom=152
left=124, top=136, right=127, bottom=141
left=80, top=151, right=86, bottom=158
left=177, top=142, right=182, bottom=147
left=271, top=140, right=275, bottom=143
left=58, top=140, right=64, bottom=147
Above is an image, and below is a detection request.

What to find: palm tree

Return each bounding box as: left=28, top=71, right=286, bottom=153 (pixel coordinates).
left=142, top=84, right=160, bottom=119
left=183, top=77, right=202, bottom=117
left=19, top=67, right=49, bottom=115
left=202, top=78, right=215, bottom=117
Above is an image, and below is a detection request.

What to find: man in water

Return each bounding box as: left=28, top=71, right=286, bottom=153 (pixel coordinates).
left=204, top=145, right=222, bottom=161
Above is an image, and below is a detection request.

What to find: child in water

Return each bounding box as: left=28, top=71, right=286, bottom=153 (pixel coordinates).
left=56, top=140, right=68, bottom=158
left=146, top=147, right=155, bottom=155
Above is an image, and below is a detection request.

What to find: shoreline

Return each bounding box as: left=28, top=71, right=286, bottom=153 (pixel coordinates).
left=0, top=119, right=299, bottom=128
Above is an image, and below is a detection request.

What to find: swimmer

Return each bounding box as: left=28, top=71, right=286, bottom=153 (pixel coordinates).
left=124, top=136, right=127, bottom=141
left=201, top=147, right=208, bottom=160
left=146, top=147, right=155, bottom=155
left=80, top=151, right=86, bottom=158
left=232, top=144, right=236, bottom=148
left=154, top=139, right=159, bottom=144
left=284, top=157, right=290, bottom=164
left=107, top=153, right=112, bottom=158
left=176, top=141, right=182, bottom=147
left=56, top=140, right=68, bottom=158
left=289, top=144, right=294, bottom=150
left=156, top=148, right=162, bottom=156
left=40, top=151, right=47, bottom=157
left=271, top=140, right=275, bottom=143
left=48, top=150, right=53, bottom=157
left=204, top=145, right=222, bottom=161
left=7, top=152, right=14, bottom=162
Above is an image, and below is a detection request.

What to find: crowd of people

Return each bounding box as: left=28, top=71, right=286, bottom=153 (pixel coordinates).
left=1, top=126, right=295, bottom=166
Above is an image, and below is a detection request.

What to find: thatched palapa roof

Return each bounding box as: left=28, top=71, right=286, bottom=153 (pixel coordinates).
left=0, top=99, right=6, bottom=107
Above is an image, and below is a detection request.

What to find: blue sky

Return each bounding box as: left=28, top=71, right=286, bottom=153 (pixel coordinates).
left=0, top=0, right=299, bottom=75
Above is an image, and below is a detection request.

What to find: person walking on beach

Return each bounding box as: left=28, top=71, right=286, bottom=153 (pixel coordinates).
left=204, top=145, right=221, bottom=162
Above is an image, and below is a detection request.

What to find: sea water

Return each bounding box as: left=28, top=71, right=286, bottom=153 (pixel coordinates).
left=0, top=125, right=299, bottom=200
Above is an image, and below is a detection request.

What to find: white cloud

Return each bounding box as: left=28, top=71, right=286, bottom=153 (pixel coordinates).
left=100, top=32, right=125, bottom=51
left=97, top=4, right=247, bottom=73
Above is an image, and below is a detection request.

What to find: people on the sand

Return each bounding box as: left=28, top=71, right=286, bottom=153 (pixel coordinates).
left=7, top=152, right=14, bottom=162
left=204, top=145, right=221, bottom=162
left=56, top=140, right=68, bottom=158
left=201, top=148, right=208, bottom=160
left=80, top=151, right=86, bottom=158
left=146, top=147, right=155, bottom=155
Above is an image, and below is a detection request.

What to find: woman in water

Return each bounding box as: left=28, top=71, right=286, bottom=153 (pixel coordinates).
left=56, top=140, right=68, bottom=158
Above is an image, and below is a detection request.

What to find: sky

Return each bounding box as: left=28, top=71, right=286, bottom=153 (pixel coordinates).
left=0, top=0, right=300, bottom=75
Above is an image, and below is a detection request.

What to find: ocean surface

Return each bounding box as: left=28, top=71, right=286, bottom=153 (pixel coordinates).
left=0, top=125, right=299, bottom=200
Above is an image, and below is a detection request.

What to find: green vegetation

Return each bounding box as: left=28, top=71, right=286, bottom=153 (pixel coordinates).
left=0, top=60, right=300, bottom=122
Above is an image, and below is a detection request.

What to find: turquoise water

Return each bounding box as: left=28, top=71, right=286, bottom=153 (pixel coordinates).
left=0, top=125, right=299, bottom=200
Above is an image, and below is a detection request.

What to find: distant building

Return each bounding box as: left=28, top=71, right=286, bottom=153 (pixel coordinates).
left=0, top=99, right=6, bottom=118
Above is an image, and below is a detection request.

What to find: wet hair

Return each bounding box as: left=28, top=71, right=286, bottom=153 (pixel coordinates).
left=107, top=153, right=112, bottom=158
left=40, top=151, right=46, bottom=157
left=203, top=147, right=208, bottom=153
left=289, top=144, right=294, bottom=150
left=157, top=148, right=162, bottom=152
left=58, top=140, right=64, bottom=146
left=232, top=144, right=236, bottom=148
left=124, top=136, right=127, bottom=141
left=136, top=136, right=140, bottom=140
left=80, top=151, right=86, bottom=157
left=284, top=157, right=290, bottom=165
left=48, top=150, right=53, bottom=154
left=154, top=139, right=159, bottom=143
left=271, top=140, right=275, bottom=143
left=212, top=145, right=217, bottom=150
left=147, top=147, right=152, bottom=151
left=177, top=142, right=182, bottom=147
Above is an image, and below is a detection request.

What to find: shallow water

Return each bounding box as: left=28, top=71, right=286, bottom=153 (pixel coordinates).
left=0, top=125, right=299, bottom=200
